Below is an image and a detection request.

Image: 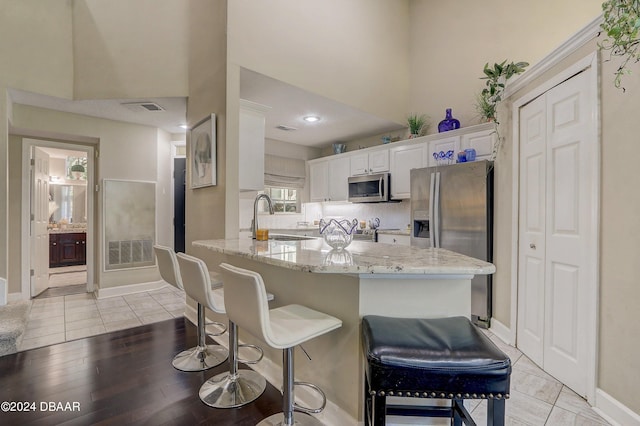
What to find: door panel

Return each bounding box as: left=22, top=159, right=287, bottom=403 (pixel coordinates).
left=174, top=158, right=186, bottom=253
left=31, top=147, right=50, bottom=297
left=543, top=70, right=593, bottom=395
left=517, top=95, right=546, bottom=366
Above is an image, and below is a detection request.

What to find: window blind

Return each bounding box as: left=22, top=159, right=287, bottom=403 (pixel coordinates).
left=264, top=154, right=306, bottom=188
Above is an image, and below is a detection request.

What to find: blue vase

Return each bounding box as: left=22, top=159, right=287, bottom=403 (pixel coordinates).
left=438, top=108, right=460, bottom=133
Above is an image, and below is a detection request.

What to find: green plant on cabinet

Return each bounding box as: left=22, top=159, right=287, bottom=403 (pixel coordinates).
left=599, top=0, right=640, bottom=91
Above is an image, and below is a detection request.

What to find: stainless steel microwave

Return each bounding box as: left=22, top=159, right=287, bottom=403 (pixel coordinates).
left=347, top=172, right=390, bottom=203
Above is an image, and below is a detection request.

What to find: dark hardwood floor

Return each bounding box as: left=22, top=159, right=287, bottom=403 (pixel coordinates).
left=0, top=318, right=282, bottom=425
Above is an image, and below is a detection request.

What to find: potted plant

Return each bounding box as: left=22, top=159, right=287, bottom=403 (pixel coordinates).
left=599, top=0, right=640, bottom=91
left=475, top=60, right=528, bottom=160
left=70, top=158, right=86, bottom=180
left=407, top=113, right=429, bottom=138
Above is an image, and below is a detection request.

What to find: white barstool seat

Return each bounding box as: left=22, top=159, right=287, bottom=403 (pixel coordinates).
left=177, top=253, right=269, bottom=408
left=154, top=245, right=227, bottom=372
left=219, top=263, right=342, bottom=426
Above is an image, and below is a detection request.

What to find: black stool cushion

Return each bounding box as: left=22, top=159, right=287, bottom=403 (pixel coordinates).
left=362, top=316, right=511, bottom=396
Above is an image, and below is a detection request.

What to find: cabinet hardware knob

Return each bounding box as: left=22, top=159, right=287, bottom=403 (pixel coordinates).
left=52, top=242, right=56, bottom=246
left=530, top=243, right=536, bottom=249
left=76, top=241, right=80, bottom=244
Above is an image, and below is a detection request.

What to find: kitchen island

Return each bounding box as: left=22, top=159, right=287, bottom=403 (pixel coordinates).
left=191, top=237, right=495, bottom=425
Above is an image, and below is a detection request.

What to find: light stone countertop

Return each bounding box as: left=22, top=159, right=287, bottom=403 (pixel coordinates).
left=193, top=237, right=495, bottom=276
left=48, top=228, right=87, bottom=234
left=375, top=228, right=411, bottom=236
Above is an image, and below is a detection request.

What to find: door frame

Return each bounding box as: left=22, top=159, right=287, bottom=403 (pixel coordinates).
left=510, top=51, right=600, bottom=403
left=21, top=138, right=96, bottom=299
left=171, top=140, right=186, bottom=252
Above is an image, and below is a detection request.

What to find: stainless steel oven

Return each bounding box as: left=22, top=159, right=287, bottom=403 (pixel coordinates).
left=347, top=173, right=390, bottom=203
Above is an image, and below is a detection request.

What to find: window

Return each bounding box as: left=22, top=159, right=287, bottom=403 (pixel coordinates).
left=264, top=187, right=300, bottom=213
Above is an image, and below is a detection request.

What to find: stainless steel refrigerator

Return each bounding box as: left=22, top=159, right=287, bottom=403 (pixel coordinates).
left=410, top=160, right=494, bottom=328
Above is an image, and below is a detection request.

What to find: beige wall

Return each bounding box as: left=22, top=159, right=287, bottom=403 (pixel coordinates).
left=227, top=0, right=410, bottom=124
left=8, top=105, right=172, bottom=291
left=408, top=0, right=603, bottom=131
left=0, top=0, right=74, bottom=279
left=72, top=0, right=188, bottom=99
left=185, top=0, right=228, bottom=248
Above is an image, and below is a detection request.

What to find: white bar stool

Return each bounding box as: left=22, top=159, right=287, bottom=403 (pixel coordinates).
left=177, top=253, right=269, bottom=408
left=154, top=245, right=227, bottom=372
left=219, top=263, right=342, bottom=426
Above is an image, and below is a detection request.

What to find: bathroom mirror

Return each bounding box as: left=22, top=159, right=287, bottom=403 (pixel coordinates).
left=49, top=184, right=87, bottom=224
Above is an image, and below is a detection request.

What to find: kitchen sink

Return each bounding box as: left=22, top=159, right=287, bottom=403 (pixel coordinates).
left=269, top=234, right=316, bottom=241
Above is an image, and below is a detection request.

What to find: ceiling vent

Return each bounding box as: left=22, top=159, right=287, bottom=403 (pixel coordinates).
left=276, top=124, right=297, bottom=131
left=121, top=102, right=165, bottom=112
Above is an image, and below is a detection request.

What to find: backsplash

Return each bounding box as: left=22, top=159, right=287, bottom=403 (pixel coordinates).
left=240, top=191, right=410, bottom=231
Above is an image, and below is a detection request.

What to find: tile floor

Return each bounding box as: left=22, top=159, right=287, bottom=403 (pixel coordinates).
left=18, top=285, right=186, bottom=352
left=16, top=284, right=611, bottom=425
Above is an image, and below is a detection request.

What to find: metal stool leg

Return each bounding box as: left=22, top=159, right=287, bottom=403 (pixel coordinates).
left=172, top=303, right=228, bottom=372
left=488, top=398, right=506, bottom=426
left=258, top=347, right=324, bottom=426
left=199, top=320, right=266, bottom=408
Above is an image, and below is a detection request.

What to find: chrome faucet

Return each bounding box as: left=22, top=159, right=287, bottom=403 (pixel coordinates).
left=252, top=193, right=274, bottom=239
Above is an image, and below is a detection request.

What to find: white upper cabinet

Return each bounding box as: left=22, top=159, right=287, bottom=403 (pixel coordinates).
left=309, top=156, right=350, bottom=202
left=426, top=135, right=461, bottom=167
left=309, top=160, right=329, bottom=201
left=239, top=100, right=270, bottom=191
left=350, top=149, right=389, bottom=175
left=390, top=143, right=426, bottom=199
left=328, top=156, right=350, bottom=201
left=461, top=128, right=495, bottom=160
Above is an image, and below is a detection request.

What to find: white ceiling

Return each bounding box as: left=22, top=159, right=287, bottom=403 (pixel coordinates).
left=9, top=69, right=404, bottom=148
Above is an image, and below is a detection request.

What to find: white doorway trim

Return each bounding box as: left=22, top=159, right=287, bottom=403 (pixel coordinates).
left=21, top=138, right=96, bottom=299
left=510, top=51, right=600, bottom=403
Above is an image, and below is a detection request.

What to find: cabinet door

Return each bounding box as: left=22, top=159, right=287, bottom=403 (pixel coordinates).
left=369, top=149, right=389, bottom=173
left=427, top=136, right=461, bottom=166
left=328, top=157, right=350, bottom=201
left=390, top=145, right=425, bottom=199
left=239, top=101, right=269, bottom=191
left=309, top=161, right=329, bottom=201
left=461, top=128, right=495, bottom=160
left=49, top=234, right=59, bottom=267
left=350, top=153, right=369, bottom=175
left=79, top=233, right=86, bottom=263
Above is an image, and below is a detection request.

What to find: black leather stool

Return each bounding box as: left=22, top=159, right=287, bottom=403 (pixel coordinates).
left=362, top=315, right=511, bottom=426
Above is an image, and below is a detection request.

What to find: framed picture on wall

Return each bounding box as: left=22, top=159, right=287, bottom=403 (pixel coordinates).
left=190, top=113, right=216, bottom=188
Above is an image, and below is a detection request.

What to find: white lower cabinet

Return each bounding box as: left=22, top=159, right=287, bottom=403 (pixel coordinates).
left=377, top=234, right=410, bottom=246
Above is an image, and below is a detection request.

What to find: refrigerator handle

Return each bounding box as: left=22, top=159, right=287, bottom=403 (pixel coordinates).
left=428, top=172, right=435, bottom=247
left=434, top=171, right=441, bottom=248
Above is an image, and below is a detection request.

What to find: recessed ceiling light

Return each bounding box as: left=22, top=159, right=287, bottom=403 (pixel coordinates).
left=303, top=116, right=320, bottom=123
left=179, top=124, right=188, bottom=129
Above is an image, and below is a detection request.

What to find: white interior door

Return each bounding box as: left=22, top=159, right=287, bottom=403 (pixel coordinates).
left=517, top=68, right=596, bottom=397
left=31, top=147, right=50, bottom=297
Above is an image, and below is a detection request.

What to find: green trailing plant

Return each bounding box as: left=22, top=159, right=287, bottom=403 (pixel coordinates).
left=407, top=113, right=429, bottom=137
left=478, top=60, right=529, bottom=160
left=599, top=0, right=640, bottom=91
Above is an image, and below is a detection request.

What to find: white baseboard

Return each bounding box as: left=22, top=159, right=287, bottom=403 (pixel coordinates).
left=595, top=388, right=640, bottom=426
left=184, top=305, right=357, bottom=425
left=489, top=317, right=513, bottom=346
left=95, top=280, right=167, bottom=299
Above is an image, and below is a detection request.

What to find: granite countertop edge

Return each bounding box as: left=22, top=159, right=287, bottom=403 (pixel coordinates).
left=193, top=238, right=495, bottom=276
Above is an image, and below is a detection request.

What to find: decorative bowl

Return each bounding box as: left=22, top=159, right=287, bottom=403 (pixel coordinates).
left=319, top=218, right=358, bottom=250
